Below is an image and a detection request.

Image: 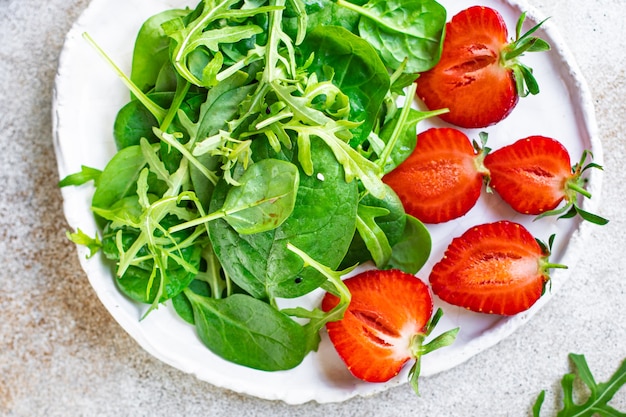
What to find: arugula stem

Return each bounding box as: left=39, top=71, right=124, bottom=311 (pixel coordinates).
left=286, top=243, right=353, bottom=321
left=168, top=211, right=226, bottom=234
left=377, top=82, right=417, bottom=168
left=286, top=0, right=307, bottom=44
left=160, top=78, right=191, bottom=133
left=155, top=129, right=219, bottom=186
left=82, top=33, right=167, bottom=123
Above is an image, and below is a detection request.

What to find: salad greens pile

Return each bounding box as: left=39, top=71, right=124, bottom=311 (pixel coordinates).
left=60, top=0, right=448, bottom=371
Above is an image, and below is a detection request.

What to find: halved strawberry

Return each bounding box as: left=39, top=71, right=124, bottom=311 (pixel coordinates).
left=321, top=269, right=458, bottom=393
left=429, top=221, right=566, bottom=316
left=484, top=135, right=608, bottom=224
left=382, top=127, right=488, bottom=224
left=416, top=6, right=550, bottom=128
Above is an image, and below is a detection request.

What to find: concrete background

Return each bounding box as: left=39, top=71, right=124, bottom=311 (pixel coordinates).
left=1, top=0, right=624, bottom=415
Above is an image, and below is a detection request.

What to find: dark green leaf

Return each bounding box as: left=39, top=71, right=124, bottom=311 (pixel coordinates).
left=534, top=354, right=626, bottom=416
left=131, top=8, right=189, bottom=94
left=574, top=206, right=609, bottom=225
left=387, top=214, right=431, bottom=274
left=91, top=145, right=147, bottom=211
left=533, top=391, right=546, bottom=417
left=521, top=64, right=540, bottom=95
left=209, top=139, right=358, bottom=300
left=336, top=0, right=447, bottom=72
left=187, top=292, right=308, bottom=371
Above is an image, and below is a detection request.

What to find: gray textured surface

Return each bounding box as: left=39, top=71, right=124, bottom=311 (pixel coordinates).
left=1, top=0, right=625, bottom=415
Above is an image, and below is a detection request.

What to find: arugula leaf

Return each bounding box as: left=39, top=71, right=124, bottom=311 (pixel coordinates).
left=283, top=242, right=354, bottom=353
left=355, top=203, right=393, bottom=268
left=298, top=25, right=390, bottom=146
left=66, top=228, right=102, bottom=258
left=533, top=353, right=626, bottom=417
left=58, top=165, right=102, bottom=187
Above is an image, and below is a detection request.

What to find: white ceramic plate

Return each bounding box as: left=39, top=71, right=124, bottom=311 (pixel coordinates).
left=52, top=0, right=602, bottom=404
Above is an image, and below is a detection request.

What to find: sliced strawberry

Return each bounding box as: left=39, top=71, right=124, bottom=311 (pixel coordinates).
left=322, top=269, right=457, bottom=392
left=382, top=127, right=488, bottom=224
left=484, top=136, right=608, bottom=224
left=416, top=6, right=550, bottom=128
left=429, top=221, right=566, bottom=316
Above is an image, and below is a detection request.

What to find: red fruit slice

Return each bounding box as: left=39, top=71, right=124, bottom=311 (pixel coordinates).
left=429, top=221, right=565, bottom=316
left=322, top=269, right=457, bottom=391
left=484, top=135, right=574, bottom=215
left=382, top=127, right=487, bottom=224
left=416, top=6, right=549, bottom=128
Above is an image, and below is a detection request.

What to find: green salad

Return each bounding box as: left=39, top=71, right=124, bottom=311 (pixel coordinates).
left=60, top=0, right=447, bottom=371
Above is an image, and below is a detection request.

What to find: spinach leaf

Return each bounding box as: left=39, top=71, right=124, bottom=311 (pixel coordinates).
left=336, top=0, right=446, bottom=72
left=298, top=25, right=390, bottom=146
left=387, top=214, right=431, bottom=274
left=186, top=292, right=308, bottom=371
left=170, top=158, right=299, bottom=235
left=113, top=92, right=176, bottom=150
left=172, top=277, right=213, bottom=324
left=221, top=159, right=299, bottom=234
left=91, top=145, right=147, bottom=211
left=184, top=71, right=254, bottom=143
left=208, top=139, right=358, bottom=300
left=284, top=0, right=360, bottom=36
left=131, top=8, right=190, bottom=94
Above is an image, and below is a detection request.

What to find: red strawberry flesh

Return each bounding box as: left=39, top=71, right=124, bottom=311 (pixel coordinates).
left=484, top=136, right=572, bottom=214
left=416, top=6, right=518, bottom=128
left=321, top=269, right=433, bottom=383
left=429, top=221, right=549, bottom=315
left=383, top=127, right=485, bottom=224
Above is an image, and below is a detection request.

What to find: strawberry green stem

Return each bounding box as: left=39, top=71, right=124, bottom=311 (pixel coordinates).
left=540, top=258, right=568, bottom=272
left=500, top=14, right=550, bottom=97
left=567, top=181, right=592, bottom=199
left=407, top=308, right=459, bottom=395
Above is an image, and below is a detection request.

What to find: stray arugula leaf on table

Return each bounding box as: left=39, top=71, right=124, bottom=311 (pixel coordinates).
left=533, top=353, right=626, bottom=417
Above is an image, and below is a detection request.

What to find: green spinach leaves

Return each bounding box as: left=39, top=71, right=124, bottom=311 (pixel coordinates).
left=61, top=0, right=446, bottom=372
